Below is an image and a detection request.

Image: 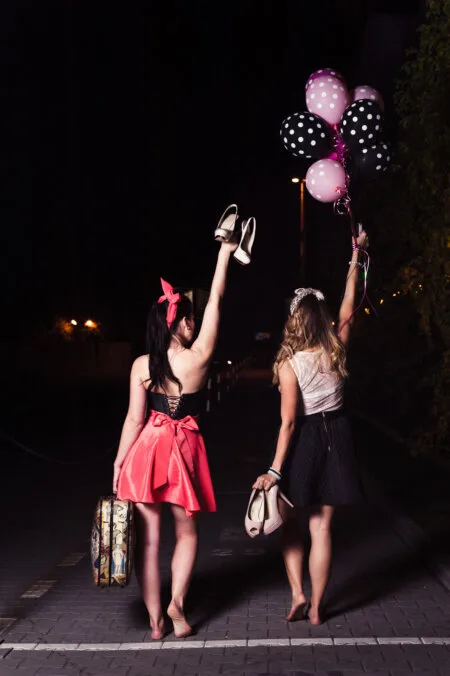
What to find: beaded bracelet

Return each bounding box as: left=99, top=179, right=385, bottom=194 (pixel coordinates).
left=348, top=260, right=363, bottom=267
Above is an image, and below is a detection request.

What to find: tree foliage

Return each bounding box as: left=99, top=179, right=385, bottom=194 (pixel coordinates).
left=351, top=0, right=450, bottom=455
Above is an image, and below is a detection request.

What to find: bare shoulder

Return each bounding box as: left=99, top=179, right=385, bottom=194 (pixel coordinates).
left=131, top=354, right=150, bottom=383
left=279, top=359, right=298, bottom=385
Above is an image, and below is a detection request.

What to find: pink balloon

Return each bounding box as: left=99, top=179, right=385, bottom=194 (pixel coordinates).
left=306, top=75, right=350, bottom=126
left=305, top=159, right=347, bottom=203
left=305, top=68, right=346, bottom=91
left=353, top=85, right=384, bottom=111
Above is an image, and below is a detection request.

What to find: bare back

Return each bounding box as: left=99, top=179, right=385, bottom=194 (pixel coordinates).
left=135, top=347, right=210, bottom=396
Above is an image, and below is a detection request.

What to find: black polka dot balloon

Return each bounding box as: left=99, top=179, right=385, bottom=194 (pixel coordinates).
left=350, top=141, right=391, bottom=179
left=340, top=100, right=384, bottom=150
left=280, top=112, right=332, bottom=160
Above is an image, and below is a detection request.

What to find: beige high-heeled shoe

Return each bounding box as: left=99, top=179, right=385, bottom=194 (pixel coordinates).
left=214, top=204, right=239, bottom=242
left=263, top=485, right=294, bottom=535
left=245, top=488, right=267, bottom=538
left=234, top=217, right=256, bottom=265
left=245, top=486, right=294, bottom=538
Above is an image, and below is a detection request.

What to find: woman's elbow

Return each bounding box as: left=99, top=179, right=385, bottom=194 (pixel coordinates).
left=125, top=415, right=145, bottom=430
left=280, top=419, right=296, bottom=433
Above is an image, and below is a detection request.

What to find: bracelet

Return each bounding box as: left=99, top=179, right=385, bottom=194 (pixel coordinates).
left=352, top=243, right=360, bottom=251
left=348, top=261, right=363, bottom=267
left=268, top=467, right=282, bottom=481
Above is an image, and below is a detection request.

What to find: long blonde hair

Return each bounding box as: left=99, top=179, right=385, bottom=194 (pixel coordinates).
left=273, top=293, right=347, bottom=385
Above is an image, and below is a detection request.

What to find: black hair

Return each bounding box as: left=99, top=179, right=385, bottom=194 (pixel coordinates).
left=146, top=294, right=193, bottom=391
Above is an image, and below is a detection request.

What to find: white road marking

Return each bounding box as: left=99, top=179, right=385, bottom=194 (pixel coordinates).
left=219, top=527, right=246, bottom=542
left=20, top=580, right=56, bottom=599
left=58, top=553, right=86, bottom=567
left=211, top=548, right=233, bottom=557
left=1, top=637, right=450, bottom=652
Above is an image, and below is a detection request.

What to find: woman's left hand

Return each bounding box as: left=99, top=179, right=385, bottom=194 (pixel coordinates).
left=252, top=473, right=277, bottom=491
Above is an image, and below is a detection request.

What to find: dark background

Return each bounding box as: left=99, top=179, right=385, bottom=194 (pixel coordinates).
left=1, top=0, right=423, bottom=353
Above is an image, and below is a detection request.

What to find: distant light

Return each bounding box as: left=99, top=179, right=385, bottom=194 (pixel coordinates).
left=70, top=319, right=78, bottom=326
left=392, top=293, right=397, bottom=297
left=364, top=308, right=370, bottom=315
left=291, top=177, right=300, bottom=184
left=331, top=321, right=335, bottom=326
left=84, top=319, right=97, bottom=328
left=227, top=360, right=232, bottom=365
left=379, top=299, right=384, bottom=305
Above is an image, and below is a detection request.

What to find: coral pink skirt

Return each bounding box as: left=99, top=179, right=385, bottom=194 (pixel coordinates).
left=117, top=411, right=216, bottom=517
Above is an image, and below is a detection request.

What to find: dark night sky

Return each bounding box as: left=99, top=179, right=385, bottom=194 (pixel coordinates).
left=1, top=0, right=422, bottom=347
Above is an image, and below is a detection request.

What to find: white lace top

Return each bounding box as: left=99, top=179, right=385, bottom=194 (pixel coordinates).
left=289, top=350, right=344, bottom=416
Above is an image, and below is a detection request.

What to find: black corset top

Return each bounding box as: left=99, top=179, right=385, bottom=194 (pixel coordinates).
left=147, top=390, right=204, bottom=420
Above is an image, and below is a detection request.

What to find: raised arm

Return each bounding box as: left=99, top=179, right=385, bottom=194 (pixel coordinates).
left=112, top=356, right=147, bottom=492
left=253, top=360, right=299, bottom=491
left=338, top=229, right=368, bottom=346
left=191, top=240, right=237, bottom=363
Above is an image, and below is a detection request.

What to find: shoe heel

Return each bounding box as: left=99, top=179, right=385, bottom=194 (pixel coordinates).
left=279, top=491, right=294, bottom=509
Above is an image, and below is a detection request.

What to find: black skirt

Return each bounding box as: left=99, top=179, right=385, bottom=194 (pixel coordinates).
left=281, top=410, right=363, bottom=507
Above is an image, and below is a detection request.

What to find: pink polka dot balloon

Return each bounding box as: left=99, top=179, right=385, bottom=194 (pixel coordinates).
left=306, top=75, right=350, bottom=126
left=305, top=68, right=346, bottom=92
left=305, top=158, right=347, bottom=203
left=353, top=85, right=384, bottom=111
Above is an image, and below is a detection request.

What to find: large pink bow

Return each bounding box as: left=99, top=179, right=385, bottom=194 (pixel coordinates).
left=158, top=278, right=181, bottom=329
left=151, top=412, right=199, bottom=489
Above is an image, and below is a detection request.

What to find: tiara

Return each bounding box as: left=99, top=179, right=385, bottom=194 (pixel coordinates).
left=289, top=288, right=325, bottom=314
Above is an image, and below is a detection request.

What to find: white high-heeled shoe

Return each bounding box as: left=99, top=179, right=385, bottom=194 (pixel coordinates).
left=214, top=204, right=239, bottom=242
left=234, top=217, right=256, bottom=265
left=245, top=488, right=266, bottom=538
left=263, top=485, right=294, bottom=536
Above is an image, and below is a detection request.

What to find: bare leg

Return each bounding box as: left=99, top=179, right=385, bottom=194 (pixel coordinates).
left=134, top=503, right=165, bottom=639
left=167, top=504, right=198, bottom=637
left=308, top=505, right=334, bottom=625
left=280, top=502, right=307, bottom=621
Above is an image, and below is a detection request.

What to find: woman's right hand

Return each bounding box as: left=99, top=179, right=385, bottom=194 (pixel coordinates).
left=112, top=463, right=121, bottom=494
left=355, top=229, right=369, bottom=250
left=220, top=239, right=238, bottom=254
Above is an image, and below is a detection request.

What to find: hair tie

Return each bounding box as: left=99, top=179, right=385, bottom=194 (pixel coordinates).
left=290, top=288, right=325, bottom=315
left=158, top=278, right=181, bottom=328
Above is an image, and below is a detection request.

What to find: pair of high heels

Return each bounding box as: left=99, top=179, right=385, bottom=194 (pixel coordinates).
left=245, top=485, right=294, bottom=538
left=214, top=203, right=256, bottom=266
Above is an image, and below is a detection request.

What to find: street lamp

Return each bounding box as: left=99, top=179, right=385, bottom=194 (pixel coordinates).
left=291, top=177, right=306, bottom=282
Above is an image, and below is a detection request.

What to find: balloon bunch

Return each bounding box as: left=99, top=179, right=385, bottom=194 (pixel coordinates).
left=281, top=68, right=391, bottom=205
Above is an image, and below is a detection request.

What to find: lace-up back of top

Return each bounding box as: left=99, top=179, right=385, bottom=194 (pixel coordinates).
left=147, top=390, right=204, bottom=420
left=289, top=350, right=344, bottom=416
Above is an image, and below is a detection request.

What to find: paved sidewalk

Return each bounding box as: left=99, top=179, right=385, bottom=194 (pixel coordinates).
left=2, top=370, right=450, bottom=675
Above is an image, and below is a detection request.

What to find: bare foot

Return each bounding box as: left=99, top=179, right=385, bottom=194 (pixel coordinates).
left=167, top=601, right=193, bottom=638
left=150, top=618, right=166, bottom=640
left=307, top=605, right=322, bottom=626
left=286, top=594, right=308, bottom=622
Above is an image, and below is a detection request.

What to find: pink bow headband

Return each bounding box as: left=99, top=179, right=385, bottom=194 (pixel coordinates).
left=158, top=278, right=181, bottom=328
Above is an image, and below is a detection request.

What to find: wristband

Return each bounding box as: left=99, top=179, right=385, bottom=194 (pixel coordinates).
left=268, top=468, right=282, bottom=481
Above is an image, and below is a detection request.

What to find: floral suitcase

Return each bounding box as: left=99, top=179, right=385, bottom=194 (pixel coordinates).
left=91, top=496, right=135, bottom=587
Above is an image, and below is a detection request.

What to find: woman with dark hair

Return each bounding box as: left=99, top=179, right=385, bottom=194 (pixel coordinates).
left=253, top=229, right=368, bottom=626
left=113, top=238, right=238, bottom=639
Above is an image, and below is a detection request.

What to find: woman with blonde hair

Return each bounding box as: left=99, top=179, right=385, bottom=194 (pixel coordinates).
left=253, top=229, right=367, bottom=625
